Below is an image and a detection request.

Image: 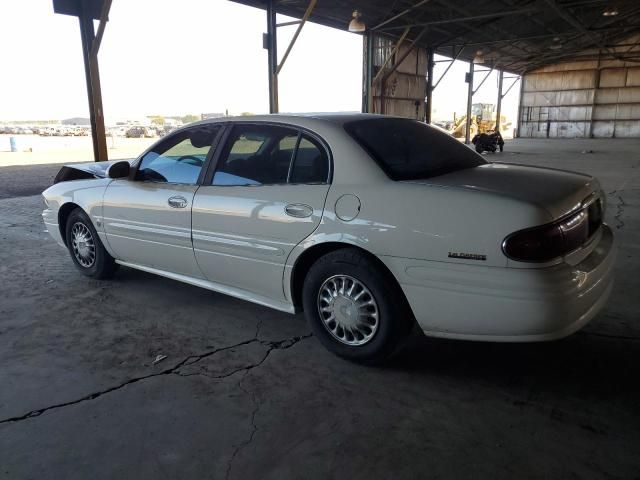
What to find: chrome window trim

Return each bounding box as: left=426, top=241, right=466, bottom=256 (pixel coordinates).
left=128, top=123, right=225, bottom=186
left=206, top=120, right=334, bottom=188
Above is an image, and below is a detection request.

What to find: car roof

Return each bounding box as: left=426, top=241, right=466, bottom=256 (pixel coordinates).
left=186, top=112, right=397, bottom=130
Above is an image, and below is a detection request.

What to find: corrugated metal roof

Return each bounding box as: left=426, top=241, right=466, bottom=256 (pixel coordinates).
left=232, top=0, right=640, bottom=74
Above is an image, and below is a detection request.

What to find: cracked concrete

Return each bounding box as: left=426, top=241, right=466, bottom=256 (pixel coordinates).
left=1, top=138, right=640, bottom=479
left=614, top=194, right=626, bottom=230
left=0, top=334, right=311, bottom=425
left=225, top=371, right=261, bottom=480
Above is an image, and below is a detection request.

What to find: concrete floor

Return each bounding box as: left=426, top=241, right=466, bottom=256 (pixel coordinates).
left=0, top=138, right=639, bottom=479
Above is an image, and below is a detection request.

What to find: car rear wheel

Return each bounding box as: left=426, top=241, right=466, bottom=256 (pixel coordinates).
left=65, top=208, right=117, bottom=279
left=302, top=248, right=414, bottom=364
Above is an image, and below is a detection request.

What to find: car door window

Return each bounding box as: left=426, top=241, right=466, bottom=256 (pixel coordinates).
left=136, top=125, right=220, bottom=184
left=289, top=134, right=329, bottom=184
left=212, top=125, right=298, bottom=186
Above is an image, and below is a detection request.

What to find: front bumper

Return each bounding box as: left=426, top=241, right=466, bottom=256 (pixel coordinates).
left=381, top=225, right=616, bottom=342
left=42, top=208, right=65, bottom=247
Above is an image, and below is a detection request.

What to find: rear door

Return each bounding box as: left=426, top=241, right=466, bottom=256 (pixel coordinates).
left=192, top=123, right=331, bottom=301
left=102, top=124, right=222, bottom=277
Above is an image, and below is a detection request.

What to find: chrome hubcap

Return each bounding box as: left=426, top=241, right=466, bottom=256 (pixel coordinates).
left=317, top=274, right=379, bottom=346
left=71, top=222, right=95, bottom=268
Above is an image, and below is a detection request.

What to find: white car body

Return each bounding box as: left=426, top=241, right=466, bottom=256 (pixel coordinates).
left=42, top=114, right=615, bottom=342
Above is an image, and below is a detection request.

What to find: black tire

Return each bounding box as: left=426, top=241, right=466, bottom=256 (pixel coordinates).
left=475, top=144, right=484, bottom=153
left=65, top=208, right=117, bottom=279
left=302, top=248, right=414, bottom=364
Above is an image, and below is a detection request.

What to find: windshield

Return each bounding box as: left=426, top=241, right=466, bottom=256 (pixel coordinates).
left=345, top=118, right=487, bottom=181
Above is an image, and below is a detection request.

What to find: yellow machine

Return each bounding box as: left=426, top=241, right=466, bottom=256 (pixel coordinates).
left=450, top=103, right=509, bottom=138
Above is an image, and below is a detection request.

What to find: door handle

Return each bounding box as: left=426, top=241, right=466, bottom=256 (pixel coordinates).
left=168, top=195, right=188, bottom=209
left=285, top=203, right=313, bottom=218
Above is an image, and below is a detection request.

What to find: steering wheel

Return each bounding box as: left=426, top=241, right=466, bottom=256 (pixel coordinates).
left=176, top=155, right=203, bottom=166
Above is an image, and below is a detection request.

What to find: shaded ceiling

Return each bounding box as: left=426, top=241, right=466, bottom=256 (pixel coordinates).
left=232, top=0, right=640, bottom=74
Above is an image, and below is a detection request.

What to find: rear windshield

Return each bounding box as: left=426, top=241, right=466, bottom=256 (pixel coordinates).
left=345, top=118, right=486, bottom=181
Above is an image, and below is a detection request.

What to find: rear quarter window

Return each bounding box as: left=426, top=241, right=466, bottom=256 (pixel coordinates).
left=344, top=118, right=486, bottom=181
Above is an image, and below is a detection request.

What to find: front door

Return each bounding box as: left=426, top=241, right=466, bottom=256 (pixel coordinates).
left=103, top=124, right=221, bottom=277
left=192, top=123, right=331, bottom=301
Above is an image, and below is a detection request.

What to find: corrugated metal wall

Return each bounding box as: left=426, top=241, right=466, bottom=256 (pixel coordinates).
left=519, top=35, right=640, bottom=138
left=371, top=42, right=427, bottom=120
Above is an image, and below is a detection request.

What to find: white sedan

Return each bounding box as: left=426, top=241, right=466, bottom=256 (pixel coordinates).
left=42, top=114, right=616, bottom=363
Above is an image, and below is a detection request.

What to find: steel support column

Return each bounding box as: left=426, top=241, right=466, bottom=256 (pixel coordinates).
left=425, top=48, right=434, bottom=124
left=464, top=62, right=474, bottom=144
left=265, top=0, right=316, bottom=113
left=495, top=69, right=503, bottom=131
left=363, top=31, right=374, bottom=113
left=589, top=50, right=602, bottom=138
left=266, top=0, right=278, bottom=113
left=516, top=75, right=524, bottom=138
left=78, top=4, right=108, bottom=162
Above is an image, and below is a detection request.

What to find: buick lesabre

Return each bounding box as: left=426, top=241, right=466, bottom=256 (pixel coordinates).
left=42, top=114, right=616, bottom=363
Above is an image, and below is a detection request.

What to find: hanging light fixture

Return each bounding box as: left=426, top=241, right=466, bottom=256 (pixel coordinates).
left=473, top=50, right=485, bottom=64
left=603, top=6, right=619, bottom=16
left=348, top=10, right=366, bottom=32
left=550, top=37, right=563, bottom=49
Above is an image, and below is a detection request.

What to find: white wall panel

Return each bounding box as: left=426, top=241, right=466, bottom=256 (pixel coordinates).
left=520, top=36, right=640, bottom=138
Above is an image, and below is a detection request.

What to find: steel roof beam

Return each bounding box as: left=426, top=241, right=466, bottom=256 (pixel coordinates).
left=90, top=0, right=111, bottom=58
left=430, top=0, right=537, bottom=60
left=371, top=0, right=431, bottom=31
left=379, top=7, right=537, bottom=31
left=542, top=0, right=607, bottom=50
left=432, top=46, right=464, bottom=90
left=276, top=0, right=317, bottom=75
left=438, top=27, right=628, bottom=48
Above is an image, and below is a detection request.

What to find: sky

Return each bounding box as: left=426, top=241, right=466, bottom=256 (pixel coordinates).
left=0, top=0, right=520, bottom=124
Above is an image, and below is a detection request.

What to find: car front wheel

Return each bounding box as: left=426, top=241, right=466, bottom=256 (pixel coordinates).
left=302, top=248, right=414, bottom=364
left=65, top=208, right=117, bottom=279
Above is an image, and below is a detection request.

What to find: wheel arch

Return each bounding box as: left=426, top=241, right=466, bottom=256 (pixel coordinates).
left=58, top=202, right=83, bottom=246
left=289, top=242, right=411, bottom=314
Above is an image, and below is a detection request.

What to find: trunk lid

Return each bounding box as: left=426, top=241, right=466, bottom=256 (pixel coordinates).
left=408, top=162, right=600, bottom=220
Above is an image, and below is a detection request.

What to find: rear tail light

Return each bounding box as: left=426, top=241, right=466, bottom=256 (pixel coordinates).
left=502, top=199, right=602, bottom=263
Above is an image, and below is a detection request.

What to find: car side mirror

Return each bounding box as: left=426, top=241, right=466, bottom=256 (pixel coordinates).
left=107, top=161, right=131, bottom=179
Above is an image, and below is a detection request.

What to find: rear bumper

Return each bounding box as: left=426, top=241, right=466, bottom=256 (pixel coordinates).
left=381, top=225, right=616, bottom=342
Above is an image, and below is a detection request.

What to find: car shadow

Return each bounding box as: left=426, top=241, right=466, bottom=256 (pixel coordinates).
left=387, top=326, right=640, bottom=401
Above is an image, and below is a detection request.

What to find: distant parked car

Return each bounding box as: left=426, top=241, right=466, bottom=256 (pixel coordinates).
left=125, top=127, right=144, bottom=138
left=42, top=114, right=615, bottom=363
left=126, top=126, right=154, bottom=138
left=157, top=126, right=177, bottom=137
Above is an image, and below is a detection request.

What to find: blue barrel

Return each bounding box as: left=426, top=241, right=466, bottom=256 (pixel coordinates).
left=9, top=136, right=17, bottom=152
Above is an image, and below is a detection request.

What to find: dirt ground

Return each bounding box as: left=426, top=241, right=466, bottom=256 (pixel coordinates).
left=0, top=134, right=153, bottom=167
left=0, top=138, right=639, bottom=479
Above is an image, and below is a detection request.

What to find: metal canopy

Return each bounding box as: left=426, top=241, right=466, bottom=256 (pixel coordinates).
left=232, top=0, right=640, bottom=74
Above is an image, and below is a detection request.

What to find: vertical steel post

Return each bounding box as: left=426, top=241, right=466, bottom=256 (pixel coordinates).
left=516, top=74, right=524, bottom=138
left=589, top=50, right=601, bottom=138
left=266, top=0, right=278, bottom=113
left=362, top=32, right=373, bottom=113
left=495, top=69, right=504, bottom=131
left=364, top=31, right=374, bottom=113
left=464, top=62, right=474, bottom=144
left=425, top=48, right=434, bottom=124
left=79, top=9, right=107, bottom=161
